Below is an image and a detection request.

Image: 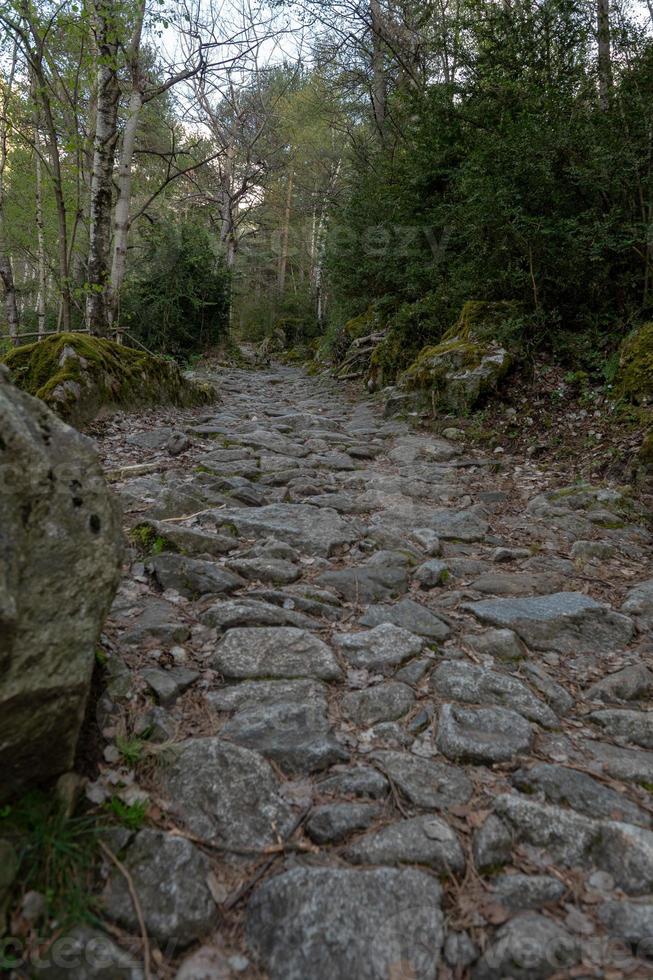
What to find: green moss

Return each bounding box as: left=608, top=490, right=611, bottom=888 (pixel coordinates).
left=593, top=517, right=625, bottom=529
left=549, top=484, right=592, bottom=501
left=344, top=308, right=376, bottom=340
left=616, top=323, right=653, bottom=403
left=2, top=333, right=214, bottom=427
left=446, top=300, right=521, bottom=343
left=130, top=522, right=176, bottom=556
left=402, top=336, right=486, bottom=390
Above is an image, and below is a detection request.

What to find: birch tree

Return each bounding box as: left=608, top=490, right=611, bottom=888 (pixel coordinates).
left=0, top=43, right=19, bottom=339
left=86, top=0, right=120, bottom=333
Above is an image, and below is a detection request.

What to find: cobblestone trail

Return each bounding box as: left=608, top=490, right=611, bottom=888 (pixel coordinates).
left=85, top=365, right=653, bottom=979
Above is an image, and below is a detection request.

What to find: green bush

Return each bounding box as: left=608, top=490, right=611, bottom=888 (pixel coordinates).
left=122, top=221, right=230, bottom=357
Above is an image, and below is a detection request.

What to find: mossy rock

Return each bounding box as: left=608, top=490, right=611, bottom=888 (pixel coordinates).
left=400, top=332, right=511, bottom=415
left=344, top=308, right=377, bottom=340
left=616, top=323, right=653, bottom=404
left=448, top=300, right=522, bottom=344
left=2, top=333, right=214, bottom=427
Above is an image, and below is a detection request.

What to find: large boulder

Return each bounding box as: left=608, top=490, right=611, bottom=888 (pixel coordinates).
left=2, top=333, right=214, bottom=427
left=395, top=302, right=514, bottom=415
left=0, top=369, right=122, bottom=801
left=616, top=322, right=653, bottom=404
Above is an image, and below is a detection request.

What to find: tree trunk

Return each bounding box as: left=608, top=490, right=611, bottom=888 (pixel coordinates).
left=35, top=149, right=47, bottom=337
left=86, top=0, right=120, bottom=335
left=0, top=252, right=19, bottom=342
left=0, top=49, right=18, bottom=340
left=219, top=145, right=238, bottom=270
left=108, top=86, right=144, bottom=325
left=597, top=0, right=612, bottom=111
left=370, top=0, right=386, bottom=137
left=108, top=0, right=146, bottom=326
left=277, top=171, right=294, bottom=295
left=34, top=74, right=72, bottom=330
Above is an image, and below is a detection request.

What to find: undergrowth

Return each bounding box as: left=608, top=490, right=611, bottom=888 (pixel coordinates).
left=0, top=791, right=102, bottom=929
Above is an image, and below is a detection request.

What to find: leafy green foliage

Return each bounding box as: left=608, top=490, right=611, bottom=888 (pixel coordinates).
left=0, top=791, right=101, bottom=927
left=115, top=736, right=145, bottom=766
left=104, top=797, right=148, bottom=831
left=324, top=0, right=653, bottom=375
left=122, top=221, right=230, bottom=358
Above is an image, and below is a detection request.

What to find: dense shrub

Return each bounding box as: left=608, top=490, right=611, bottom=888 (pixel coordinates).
left=121, top=221, right=230, bottom=358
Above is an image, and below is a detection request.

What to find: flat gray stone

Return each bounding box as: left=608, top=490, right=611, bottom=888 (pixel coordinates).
left=221, top=697, right=348, bottom=774
left=136, top=520, right=238, bottom=557
left=246, top=866, right=444, bottom=980
left=589, top=709, right=653, bottom=748
left=411, top=528, right=442, bottom=555
left=472, top=913, right=580, bottom=979
left=599, top=900, right=653, bottom=956
left=346, top=815, right=465, bottom=874
left=201, top=598, right=317, bottom=631
left=212, top=503, right=358, bottom=557
left=472, top=814, right=512, bottom=870
left=420, top=508, right=489, bottom=542
left=371, top=750, right=473, bottom=810
left=520, top=662, right=573, bottom=716
left=414, top=559, right=449, bottom=588
left=431, top=661, right=558, bottom=727
left=571, top=540, right=615, bottom=560
left=318, top=766, right=389, bottom=799
left=210, top=627, right=342, bottom=681
left=586, top=664, right=653, bottom=703
left=493, top=873, right=565, bottom=910
left=495, top=793, right=653, bottom=894
left=305, top=803, right=383, bottom=844
left=436, top=704, right=534, bottom=763
left=622, top=579, right=653, bottom=630
left=207, top=678, right=326, bottom=713
left=333, top=624, right=423, bottom=674
left=148, top=553, right=244, bottom=598
left=225, top=557, right=301, bottom=585
left=127, top=427, right=176, bottom=449
left=102, top=829, right=215, bottom=946
left=470, top=571, right=564, bottom=596
left=512, top=763, right=650, bottom=826
left=142, top=666, right=199, bottom=705
left=342, top=683, right=414, bottom=726
left=316, top=563, right=408, bottom=602
left=581, top=739, right=653, bottom=783
left=359, top=598, right=450, bottom=640
left=118, top=596, right=191, bottom=645
left=464, top=628, right=527, bottom=662
left=464, top=592, right=634, bottom=654
left=250, top=584, right=343, bottom=621
left=162, top=737, right=294, bottom=849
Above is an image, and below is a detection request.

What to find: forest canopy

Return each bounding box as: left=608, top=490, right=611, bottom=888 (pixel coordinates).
left=0, top=0, right=652, bottom=371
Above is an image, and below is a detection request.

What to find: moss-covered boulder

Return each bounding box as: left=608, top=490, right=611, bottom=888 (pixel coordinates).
left=397, top=303, right=513, bottom=415
left=616, top=323, right=653, bottom=404
left=2, top=333, right=215, bottom=427
left=453, top=300, right=522, bottom=343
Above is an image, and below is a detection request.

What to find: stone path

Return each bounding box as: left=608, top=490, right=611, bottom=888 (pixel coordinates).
left=82, top=365, right=653, bottom=978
